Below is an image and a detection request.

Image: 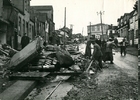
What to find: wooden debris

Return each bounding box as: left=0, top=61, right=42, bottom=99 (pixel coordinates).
left=0, top=80, right=37, bottom=100
left=9, top=72, right=50, bottom=80
left=9, top=38, right=42, bottom=71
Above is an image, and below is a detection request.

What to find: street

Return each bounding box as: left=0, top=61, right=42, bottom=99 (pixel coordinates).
left=63, top=43, right=138, bottom=100
left=0, top=0, right=139, bottom=99
left=31, top=43, right=138, bottom=100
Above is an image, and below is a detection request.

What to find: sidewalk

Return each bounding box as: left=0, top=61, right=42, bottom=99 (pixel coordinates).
left=126, top=46, right=138, bottom=56
left=117, top=46, right=138, bottom=56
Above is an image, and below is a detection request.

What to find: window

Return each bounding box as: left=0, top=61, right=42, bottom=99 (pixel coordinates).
left=94, top=26, right=97, bottom=31
left=97, top=26, right=100, bottom=31
left=30, top=24, right=32, bottom=32
left=92, top=26, right=95, bottom=31
left=23, top=20, right=25, bottom=34
left=88, top=27, right=90, bottom=32
left=26, top=22, right=28, bottom=34
left=18, top=17, right=21, bottom=33
left=124, top=21, right=126, bottom=24
left=135, top=15, right=138, bottom=21
left=25, top=0, right=27, bottom=10
left=117, top=21, right=119, bottom=26
left=136, top=30, right=138, bottom=38
left=121, top=19, right=123, bottom=22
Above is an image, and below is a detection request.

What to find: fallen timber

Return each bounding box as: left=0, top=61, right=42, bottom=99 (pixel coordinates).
left=9, top=72, right=50, bottom=81
left=0, top=80, right=37, bottom=100
left=9, top=37, right=42, bottom=71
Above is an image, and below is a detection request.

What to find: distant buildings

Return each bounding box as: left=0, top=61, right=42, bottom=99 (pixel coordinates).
left=31, top=6, right=55, bottom=43
left=87, top=23, right=110, bottom=41
left=117, top=9, right=138, bottom=47
left=107, top=25, right=118, bottom=38
left=86, top=1, right=138, bottom=47
left=129, top=10, right=138, bottom=46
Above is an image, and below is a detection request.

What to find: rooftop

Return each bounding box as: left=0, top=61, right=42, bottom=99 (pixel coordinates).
left=31, top=6, right=53, bottom=11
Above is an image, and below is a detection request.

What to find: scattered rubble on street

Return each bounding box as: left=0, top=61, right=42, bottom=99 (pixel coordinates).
left=0, top=38, right=138, bottom=100
left=0, top=37, right=90, bottom=100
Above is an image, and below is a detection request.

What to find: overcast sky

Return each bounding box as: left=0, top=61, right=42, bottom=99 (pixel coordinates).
left=31, top=0, right=136, bottom=36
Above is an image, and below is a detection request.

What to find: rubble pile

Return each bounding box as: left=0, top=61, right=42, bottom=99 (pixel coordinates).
left=0, top=37, right=87, bottom=81
left=0, top=44, right=18, bottom=75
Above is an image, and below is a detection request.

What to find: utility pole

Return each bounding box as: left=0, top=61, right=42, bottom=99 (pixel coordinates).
left=138, top=0, right=140, bottom=55
left=90, top=22, right=91, bottom=36
left=64, top=7, right=66, bottom=49
left=82, top=27, right=84, bottom=36
left=70, top=24, right=73, bottom=29
left=97, top=11, right=104, bottom=39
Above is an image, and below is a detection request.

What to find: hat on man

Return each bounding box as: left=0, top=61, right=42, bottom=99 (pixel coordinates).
left=109, top=37, right=113, bottom=41
left=89, top=37, right=96, bottom=44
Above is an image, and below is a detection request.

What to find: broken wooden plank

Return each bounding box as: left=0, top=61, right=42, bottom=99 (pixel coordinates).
left=9, top=72, right=50, bottom=80
left=9, top=37, right=42, bottom=71
left=49, top=71, right=82, bottom=76
left=0, top=80, right=37, bottom=100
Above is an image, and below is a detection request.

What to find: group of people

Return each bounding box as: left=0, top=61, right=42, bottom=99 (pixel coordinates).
left=85, top=37, right=117, bottom=72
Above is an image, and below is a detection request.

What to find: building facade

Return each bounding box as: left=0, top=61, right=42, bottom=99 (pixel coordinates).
left=129, top=10, right=138, bottom=46
left=117, top=13, right=130, bottom=41
left=0, top=0, right=55, bottom=49
left=11, top=0, right=34, bottom=50
left=107, top=24, right=118, bottom=38
left=31, top=6, right=55, bottom=43
left=2, top=0, right=19, bottom=49
left=0, top=0, right=10, bottom=44
left=87, top=23, right=109, bottom=40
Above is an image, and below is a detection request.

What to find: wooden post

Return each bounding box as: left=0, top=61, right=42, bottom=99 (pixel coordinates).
left=138, top=0, right=140, bottom=53
left=64, top=7, right=66, bottom=49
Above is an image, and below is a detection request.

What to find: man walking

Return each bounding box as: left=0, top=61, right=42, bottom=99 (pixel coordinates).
left=120, top=38, right=128, bottom=56
left=21, top=33, right=30, bottom=49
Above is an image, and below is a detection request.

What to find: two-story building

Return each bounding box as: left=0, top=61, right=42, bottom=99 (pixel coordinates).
left=117, top=13, right=130, bottom=41
left=107, top=24, right=118, bottom=38
left=129, top=10, right=138, bottom=47
left=0, top=0, right=10, bottom=44
left=10, top=0, right=34, bottom=50
left=29, top=7, right=49, bottom=41
left=87, top=23, right=109, bottom=41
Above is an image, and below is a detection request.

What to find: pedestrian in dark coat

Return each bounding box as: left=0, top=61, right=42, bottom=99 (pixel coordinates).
left=101, top=39, right=107, bottom=61
left=91, top=39, right=103, bottom=71
left=120, top=38, right=128, bottom=56
left=95, top=38, right=101, bottom=47
left=104, top=38, right=116, bottom=64
left=114, top=38, right=118, bottom=47
left=21, top=33, right=30, bottom=49
left=85, top=40, right=91, bottom=58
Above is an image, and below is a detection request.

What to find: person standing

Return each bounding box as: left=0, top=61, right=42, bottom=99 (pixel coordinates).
left=114, top=38, right=118, bottom=47
left=90, top=39, right=103, bottom=71
left=21, top=33, right=30, bottom=49
left=104, top=38, right=116, bottom=64
left=95, top=38, right=101, bottom=47
left=85, top=40, right=91, bottom=59
left=120, top=38, right=127, bottom=56
left=101, top=39, right=107, bottom=62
